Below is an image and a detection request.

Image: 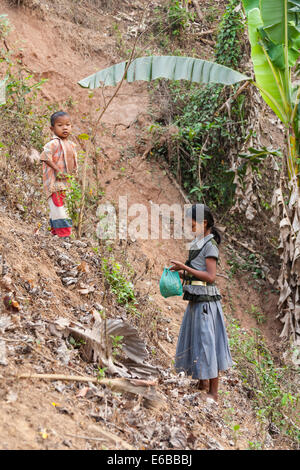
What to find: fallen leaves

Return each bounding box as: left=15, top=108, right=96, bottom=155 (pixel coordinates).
left=0, top=275, right=13, bottom=291
left=3, top=293, right=21, bottom=312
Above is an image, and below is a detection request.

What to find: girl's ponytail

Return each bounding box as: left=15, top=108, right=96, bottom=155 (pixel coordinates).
left=187, top=204, right=221, bottom=244
left=211, top=226, right=221, bottom=245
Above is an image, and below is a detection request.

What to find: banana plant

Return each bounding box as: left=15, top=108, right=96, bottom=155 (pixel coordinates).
left=78, top=1, right=300, bottom=344
left=241, top=0, right=300, bottom=346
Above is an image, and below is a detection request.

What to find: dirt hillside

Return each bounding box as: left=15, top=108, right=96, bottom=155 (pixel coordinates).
left=0, top=0, right=297, bottom=451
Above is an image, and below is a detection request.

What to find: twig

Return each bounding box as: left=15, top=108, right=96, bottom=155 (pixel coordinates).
left=64, top=433, right=105, bottom=442
left=217, top=273, right=230, bottom=280
left=198, top=37, right=215, bottom=46
left=3, top=39, right=9, bottom=52
left=161, top=162, right=190, bottom=204
left=156, top=341, right=173, bottom=360
left=18, top=373, right=166, bottom=410
left=197, top=28, right=216, bottom=37
left=192, top=0, right=204, bottom=21
left=66, top=427, right=134, bottom=450
left=77, top=32, right=141, bottom=239
left=216, top=81, right=250, bottom=115
left=226, top=233, right=258, bottom=255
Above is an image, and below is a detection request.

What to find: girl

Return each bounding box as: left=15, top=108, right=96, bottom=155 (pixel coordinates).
left=170, top=204, right=232, bottom=403
left=40, top=111, right=78, bottom=238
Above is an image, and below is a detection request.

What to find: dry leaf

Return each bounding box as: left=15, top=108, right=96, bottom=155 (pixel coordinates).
left=3, top=294, right=21, bottom=311
left=0, top=275, right=13, bottom=291
left=77, top=261, right=90, bottom=273
left=76, top=386, right=90, bottom=398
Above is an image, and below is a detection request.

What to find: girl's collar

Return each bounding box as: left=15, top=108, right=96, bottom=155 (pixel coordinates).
left=189, top=233, right=214, bottom=250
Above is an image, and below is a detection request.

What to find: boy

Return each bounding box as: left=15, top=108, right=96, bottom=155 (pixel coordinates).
left=40, top=111, right=78, bottom=238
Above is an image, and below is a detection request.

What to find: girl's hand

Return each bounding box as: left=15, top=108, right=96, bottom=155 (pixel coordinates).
left=169, top=260, right=185, bottom=271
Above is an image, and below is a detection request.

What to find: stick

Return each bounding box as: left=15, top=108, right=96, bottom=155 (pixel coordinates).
left=18, top=373, right=98, bottom=382
left=77, top=31, right=141, bottom=239
left=226, top=233, right=258, bottom=255
left=197, top=29, right=216, bottom=37
left=199, top=37, right=215, bottom=46
left=216, top=81, right=250, bottom=115
left=160, top=163, right=190, bottom=204
left=192, top=0, right=204, bottom=21
left=64, top=430, right=133, bottom=449
left=65, top=434, right=105, bottom=442
left=66, top=428, right=134, bottom=450
left=156, top=342, right=173, bottom=360
left=18, top=373, right=166, bottom=410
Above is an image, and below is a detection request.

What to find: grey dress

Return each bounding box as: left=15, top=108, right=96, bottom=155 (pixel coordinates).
left=175, top=234, right=233, bottom=380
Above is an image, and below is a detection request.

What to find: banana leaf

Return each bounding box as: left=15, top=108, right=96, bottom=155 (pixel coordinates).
left=242, top=0, right=259, bottom=14
left=247, top=8, right=290, bottom=123
left=78, top=56, right=249, bottom=89
left=260, top=0, right=300, bottom=69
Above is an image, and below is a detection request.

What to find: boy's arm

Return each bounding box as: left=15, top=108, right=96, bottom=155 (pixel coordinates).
left=44, top=159, right=67, bottom=179
left=40, top=141, right=66, bottom=179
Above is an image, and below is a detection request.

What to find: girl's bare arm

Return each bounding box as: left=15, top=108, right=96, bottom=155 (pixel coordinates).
left=170, top=258, right=217, bottom=284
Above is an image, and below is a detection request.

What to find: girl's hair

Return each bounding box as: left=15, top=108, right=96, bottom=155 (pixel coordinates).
left=188, top=204, right=221, bottom=245
left=50, top=111, right=69, bottom=127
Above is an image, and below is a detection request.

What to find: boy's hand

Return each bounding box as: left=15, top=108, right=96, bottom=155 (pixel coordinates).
left=56, top=171, right=67, bottom=180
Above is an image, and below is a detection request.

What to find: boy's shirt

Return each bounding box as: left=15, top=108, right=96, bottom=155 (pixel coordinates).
left=40, top=135, right=78, bottom=200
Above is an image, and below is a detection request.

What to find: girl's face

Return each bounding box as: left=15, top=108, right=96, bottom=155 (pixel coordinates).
left=191, top=218, right=207, bottom=236
left=51, top=114, right=72, bottom=139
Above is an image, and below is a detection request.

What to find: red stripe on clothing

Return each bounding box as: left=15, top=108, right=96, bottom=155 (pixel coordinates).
left=52, top=191, right=66, bottom=207
left=51, top=226, right=71, bottom=237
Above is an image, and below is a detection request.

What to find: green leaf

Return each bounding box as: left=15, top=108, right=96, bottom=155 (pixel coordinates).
left=260, top=0, right=300, bottom=71
left=247, top=8, right=289, bottom=123
left=242, top=0, right=259, bottom=15
left=78, top=56, right=249, bottom=89
left=239, top=146, right=282, bottom=162
left=260, top=0, right=300, bottom=45
left=78, top=133, right=90, bottom=140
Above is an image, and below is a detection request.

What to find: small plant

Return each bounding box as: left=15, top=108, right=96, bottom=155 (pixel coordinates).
left=228, top=318, right=299, bottom=445
left=226, top=251, right=266, bottom=281
left=247, top=441, right=263, bottom=450
left=102, top=256, right=139, bottom=315
left=68, top=336, right=86, bottom=349
left=110, top=334, right=124, bottom=357
left=65, top=173, right=82, bottom=227
left=97, top=366, right=108, bottom=380
left=0, top=45, right=48, bottom=154
left=167, top=0, right=194, bottom=36
left=248, top=304, right=266, bottom=325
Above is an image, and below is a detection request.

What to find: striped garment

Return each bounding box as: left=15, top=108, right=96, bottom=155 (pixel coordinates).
left=40, top=136, right=78, bottom=200
left=48, top=191, right=72, bottom=238
left=40, top=136, right=78, bottom=237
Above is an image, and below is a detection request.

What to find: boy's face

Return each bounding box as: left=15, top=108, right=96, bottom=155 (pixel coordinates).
left=51, top=114, right=72, bottom=139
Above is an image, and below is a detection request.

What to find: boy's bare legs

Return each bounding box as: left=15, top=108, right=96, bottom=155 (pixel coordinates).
left=207, top=376, right=218, bottom=402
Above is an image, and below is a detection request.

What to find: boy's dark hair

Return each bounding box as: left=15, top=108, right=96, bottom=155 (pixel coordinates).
left=189, top=204, right=221, bottom=245
left=50, top=111, right=69, bottom=127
